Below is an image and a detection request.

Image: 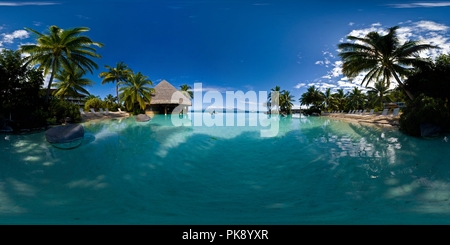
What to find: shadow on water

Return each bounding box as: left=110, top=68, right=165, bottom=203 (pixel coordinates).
left=1, top=114, right=450, bottom=224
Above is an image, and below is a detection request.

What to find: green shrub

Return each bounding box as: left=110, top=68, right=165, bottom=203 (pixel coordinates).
left=48, top=98, right=82, bottom=124
left=303, top=108, right=321, bottom=115
left=84, top=97, right=104, bottom=112
left=399, top=94, right=450, bottom=137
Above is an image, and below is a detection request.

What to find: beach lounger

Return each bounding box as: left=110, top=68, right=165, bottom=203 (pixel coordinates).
left=79, top=108, right=86, bottom=115
left=104, top=108, right=110, bottom=115
left=90, top=108, right=98, bottom=115
left=391, top=108, right=400, bottom=117
left=99, top=108, right=108, bottom=115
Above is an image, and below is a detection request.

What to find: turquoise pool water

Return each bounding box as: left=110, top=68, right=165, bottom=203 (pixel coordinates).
left=0, top=112, right=449, bottom=224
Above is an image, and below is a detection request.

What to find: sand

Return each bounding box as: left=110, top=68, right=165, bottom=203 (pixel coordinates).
left=80, top=111, right=130, bottom=122
left=322, top=112, right=400, bottom=128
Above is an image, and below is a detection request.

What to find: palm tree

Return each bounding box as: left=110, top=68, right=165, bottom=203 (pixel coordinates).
left=119, top=71, right=154, bottom=112
left=53, top=62, right=93, bottom=98
left=268, top=86, right=283, bottom=112
left=367, top=80, right=393, bottom=108
left=179, top=84, right=194, bottom=99
left=331, top=88, right=347, bottom=111
left=104, top=94, right=116, bottom=109
left=99, top=62, right=132, bottom=103
left=346, top=87, right=366, bottom=110
left=280, top=90, right=295, bottom=114
left=299, top=85, right=324, bottom=109
left=322, top=88, right=334, bottom=112
left=20, top=25, right=103, bottom=102
left=338, top=25, right=436, bottom=100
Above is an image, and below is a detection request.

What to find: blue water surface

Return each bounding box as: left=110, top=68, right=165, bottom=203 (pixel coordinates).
left=0, top=113, right=449, bottom=224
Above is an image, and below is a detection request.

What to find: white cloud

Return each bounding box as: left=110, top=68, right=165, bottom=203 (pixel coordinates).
left=317, top=20, right=450, bottom=93
left=413, top=20, right=449, bottom=31
left=1, top=30, right=29, bottom=43
left=0, top=2, right=59, bottom=6
left=349, top=22, right=354, bottom=26
left=294, top=83, right=306, bottom=89
left=387, top=2, right=450, bottom=8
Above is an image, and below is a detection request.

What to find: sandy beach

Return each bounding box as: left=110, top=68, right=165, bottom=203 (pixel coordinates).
left=322, top=112, right=400, bottom=128
left=80, top=111, right=131, bottom=122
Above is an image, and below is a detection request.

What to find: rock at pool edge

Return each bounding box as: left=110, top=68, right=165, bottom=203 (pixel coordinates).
left=136, top=114, right=151, bottom=122
left=45, top=124, right=84, bottom=149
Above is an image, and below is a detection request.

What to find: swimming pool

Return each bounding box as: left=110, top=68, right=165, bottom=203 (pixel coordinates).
left=1, top=112, right=449, bottom=224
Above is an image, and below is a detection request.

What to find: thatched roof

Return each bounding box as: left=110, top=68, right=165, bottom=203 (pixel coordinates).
left=150, top=80, right=192, bottom=106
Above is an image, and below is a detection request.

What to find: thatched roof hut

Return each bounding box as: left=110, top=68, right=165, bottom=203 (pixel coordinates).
left=147, top=80, right=192, bottom=115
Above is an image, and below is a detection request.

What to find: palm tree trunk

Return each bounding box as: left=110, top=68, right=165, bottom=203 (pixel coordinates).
left=391, top=70, right=414, bottom=100
left=116, top=81, right=119, bottom=104
left=45, top=61, right=57, bottom=103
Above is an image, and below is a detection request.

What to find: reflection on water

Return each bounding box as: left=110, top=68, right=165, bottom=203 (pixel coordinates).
left=0, top=113, right=450, bottom=224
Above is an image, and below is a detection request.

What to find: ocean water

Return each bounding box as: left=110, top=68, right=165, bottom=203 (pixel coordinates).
left=0, top=112, right=449, bottom=224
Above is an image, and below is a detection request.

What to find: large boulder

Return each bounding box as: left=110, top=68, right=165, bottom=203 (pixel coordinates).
left=420, top=123, right=442, bottom=138
left=45, top=124, right=84, bottom=149
left=0, top=119, right=14, bottom=132
left=136, top=114, right=151, bottom=122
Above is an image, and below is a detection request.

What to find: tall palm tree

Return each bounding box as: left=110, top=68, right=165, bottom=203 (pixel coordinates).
left=20, top=25, right=103, bottom=102
left=280, top=90, right=295, bottom=114
left=267, top=85, right=283, bottom=112
left=322, top=88, right=334, bottom=112
left=104, top=94, right=116, bottom=109
left=99, top=61, right=131, bottom=103
left=332, top=88, right=347, bottom=111
left=346, top=87, right=366, bottom=110
left=52, top=62, right=93, bottom=98
left=119, top=71, right=154, bottom=111
left=338, top=25, right=436, bottom=100
left=367, top=80, right=393, bottom=108
left=179, top=84, right=194, bottom=99
left=299, top=85, right=324, bottom=109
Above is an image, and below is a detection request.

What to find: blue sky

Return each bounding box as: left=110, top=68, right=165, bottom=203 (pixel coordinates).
left=1, top=0, right=450, bottom=110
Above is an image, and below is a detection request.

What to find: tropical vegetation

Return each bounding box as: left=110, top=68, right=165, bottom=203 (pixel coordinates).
left=180, top=84, right=194, bottom=99
left=99, top=61, right=132, bottom=104
left=338, top=25, right=436, bottom=100
left=20, top=25, right=103, bottom=103
left=52, top=62, right=94, bottom=98
left=119, top=71, right=155, bottom=114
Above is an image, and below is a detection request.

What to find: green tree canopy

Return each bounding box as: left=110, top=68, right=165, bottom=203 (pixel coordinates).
left=179, top=84, right=194, bottom=99
left=119, top=71, right=154, bottom=112
left=53, top=62, right=93, bottom=98
left=99, top=61, right=131, bottom=103
left=20, top=25, right=103, bottom=102
left=0, top=49, right=44, bottom=120
left=338, top=25, right=437, bottom=100
left=299, top=85, right=324, bottom=109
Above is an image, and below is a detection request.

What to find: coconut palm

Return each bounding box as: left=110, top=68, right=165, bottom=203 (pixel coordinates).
left=119, top=71, right=154, bottom=111
left=280, top=90, right=295, bottom=114
left=99, top=62, right=132, bottom=103
left=179, top=84, right=194, bottom=99
left=338, top=25, right=436, bottom=100
left=104, top=94, right=116, bottom=109
left=331, top=88, right=347, bottom=111
left=20, top=25, right=103, bottom=102
left=322, top=88, right=335, bottom=112
left=367, top=80, right=393, bottom=108
left=346, top=87, right=366, bottom=110
left=52, top=62, right=93, bottom=98
left=267, top=85, right=283, bottom=112
left=299, top=85, right=324, bottom=109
